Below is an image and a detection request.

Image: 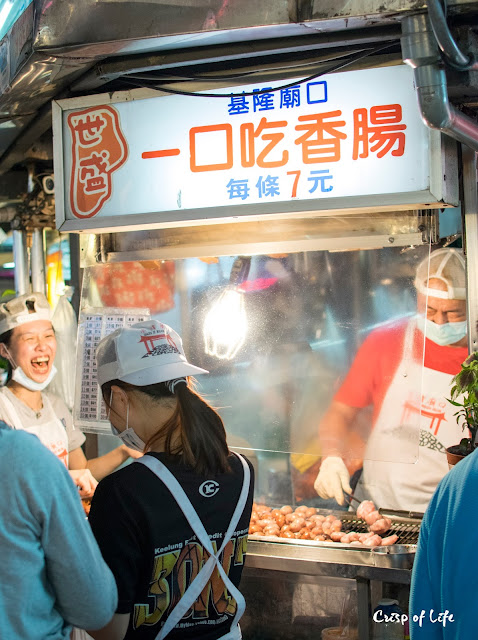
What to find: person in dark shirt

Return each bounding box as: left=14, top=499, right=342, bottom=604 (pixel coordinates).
left=87, top=320, right=254, bottom=640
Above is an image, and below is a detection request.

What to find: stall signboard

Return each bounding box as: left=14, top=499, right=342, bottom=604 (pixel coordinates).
left=53, top=64, right=458, bottom=233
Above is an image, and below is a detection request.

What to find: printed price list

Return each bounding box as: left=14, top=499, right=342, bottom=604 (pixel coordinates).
left=75, top=309, right=149, bottom=430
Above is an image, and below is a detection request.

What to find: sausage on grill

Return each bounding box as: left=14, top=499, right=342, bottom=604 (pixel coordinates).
left=249, top=502, right=398, bottom=546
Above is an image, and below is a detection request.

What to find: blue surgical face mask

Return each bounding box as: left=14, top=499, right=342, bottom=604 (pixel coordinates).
left=416, top=316, right=467, bottom=346
left=108, top=390, right=145, bottom=453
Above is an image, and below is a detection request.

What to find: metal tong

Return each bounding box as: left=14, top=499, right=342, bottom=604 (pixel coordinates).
left=343, top=490, right=424, bottom=519
left=342, top=490, right=361, bottom=507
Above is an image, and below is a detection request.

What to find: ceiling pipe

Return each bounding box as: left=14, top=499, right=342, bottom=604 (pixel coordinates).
left=427, top=0, right=478, bottom=71
left=427, top=0, right=472, bottom=69
left=401, top=13, right=478, bottom=151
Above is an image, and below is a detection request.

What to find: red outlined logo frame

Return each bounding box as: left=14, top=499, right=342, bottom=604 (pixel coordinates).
left=67, top=105, right=128, bottom=219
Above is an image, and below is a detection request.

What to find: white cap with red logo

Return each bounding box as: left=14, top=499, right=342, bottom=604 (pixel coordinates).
left=96, top=320, right=208, bottom=387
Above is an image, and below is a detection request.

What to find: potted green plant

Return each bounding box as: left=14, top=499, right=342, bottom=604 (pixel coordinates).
left=446, top=352, right=478, bottom=467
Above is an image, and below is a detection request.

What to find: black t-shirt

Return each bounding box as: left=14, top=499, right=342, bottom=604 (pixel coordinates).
left=89, top=452, right=254, bottom=640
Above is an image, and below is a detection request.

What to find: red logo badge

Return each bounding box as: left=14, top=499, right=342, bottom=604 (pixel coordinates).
left=67, top=106, right=128, bottom=218
left=139, top=328, right=178, bottom=355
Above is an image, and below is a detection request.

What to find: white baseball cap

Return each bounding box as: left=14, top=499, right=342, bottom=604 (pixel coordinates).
left=0, top=292, right=52, bottom=335
left=414, top=248, right=466, bottom=300
left=96, top=320, right=208, bottom=387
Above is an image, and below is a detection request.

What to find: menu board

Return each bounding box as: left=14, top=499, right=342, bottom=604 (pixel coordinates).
left=74, top=307, right=150, bottom=433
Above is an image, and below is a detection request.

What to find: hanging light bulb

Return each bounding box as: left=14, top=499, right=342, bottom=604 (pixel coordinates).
left=203, top=288, right=247, bottom=360
left=203, top=256, right=251, bottom=360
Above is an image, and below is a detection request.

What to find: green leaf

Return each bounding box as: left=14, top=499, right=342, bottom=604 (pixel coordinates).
left=449, top=353, right=478, bottom=442
left=448, top=398, right=464, bottom=407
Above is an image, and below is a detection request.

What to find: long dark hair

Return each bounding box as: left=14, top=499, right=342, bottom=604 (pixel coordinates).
left=0, top=329, right=14, bottom=382
left=101, top=378, right=231, bottom=476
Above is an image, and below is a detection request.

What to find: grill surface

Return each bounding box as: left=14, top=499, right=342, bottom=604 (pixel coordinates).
left=340, top=513, right=421, bottom=545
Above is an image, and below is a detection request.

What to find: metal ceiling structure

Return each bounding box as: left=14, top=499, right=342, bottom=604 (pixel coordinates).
left=0, top=0, right=476, bottom=189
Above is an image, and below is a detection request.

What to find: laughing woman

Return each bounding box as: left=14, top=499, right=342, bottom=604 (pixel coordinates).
left=0, top=292, right=141, bottom=496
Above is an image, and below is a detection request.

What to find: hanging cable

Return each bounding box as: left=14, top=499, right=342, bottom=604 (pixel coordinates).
left=122, top=48, right=370, bottom=84
left=427, top=0, right=477, bottom=71
left=121, top=41, right=397, bottom=99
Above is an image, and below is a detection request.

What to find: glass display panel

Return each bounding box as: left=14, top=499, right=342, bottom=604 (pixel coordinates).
left=74, top=242, right=458, bottom=513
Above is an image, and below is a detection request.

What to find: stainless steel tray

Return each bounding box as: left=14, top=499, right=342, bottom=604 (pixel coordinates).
left=247, top=535, right=416, bottom=572
left=248, top=533, right=416, bottom=569
left=369, top=543, right=417, bottom=569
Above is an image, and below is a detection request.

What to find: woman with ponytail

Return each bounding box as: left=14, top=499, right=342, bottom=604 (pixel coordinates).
left=87, top=320, right=254, bottom=640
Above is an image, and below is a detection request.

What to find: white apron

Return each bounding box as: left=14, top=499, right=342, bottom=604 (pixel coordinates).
left=0, top=391, right=69, bottom=468
left=354, top=320, right=462, bottom=512
left=137, top=453, right=250, bottom=640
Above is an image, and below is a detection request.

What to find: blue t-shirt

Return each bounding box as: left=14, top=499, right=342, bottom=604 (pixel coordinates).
left=410, top=448, right=478, bottom=638
left=0, top=423, right=117, bottom=639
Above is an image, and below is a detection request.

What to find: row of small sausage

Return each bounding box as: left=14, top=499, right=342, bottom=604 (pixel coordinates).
left=248, top=503, right=398, bottom=547
left=355, top=499, right=392, bottom=535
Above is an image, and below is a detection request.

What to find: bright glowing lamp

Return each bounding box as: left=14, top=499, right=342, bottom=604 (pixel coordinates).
left=203, top=256, right=251, bottom=360
left=203, top=288, right=247, bottom=360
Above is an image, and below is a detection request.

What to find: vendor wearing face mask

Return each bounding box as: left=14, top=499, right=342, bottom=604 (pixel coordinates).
left=86, top=320, right=254, bottom=640
left=0, top=292, right=141, bottom=497
left=314, top=248, right=468, bottom=512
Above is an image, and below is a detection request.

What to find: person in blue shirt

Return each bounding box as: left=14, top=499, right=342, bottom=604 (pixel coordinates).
left=409, top=448, right=478, bottom=638
left=0, top=422, right=118, bottom=639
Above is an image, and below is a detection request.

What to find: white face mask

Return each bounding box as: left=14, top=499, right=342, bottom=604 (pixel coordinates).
left=3, top=343, right=57, bottom=392
left=416, top=315, right=467, bottom=346
left=110, top=424, right=146, bottom=452
left=11, top=365, right=58, bottom=391
left=108, top=390, right=146, bottom=453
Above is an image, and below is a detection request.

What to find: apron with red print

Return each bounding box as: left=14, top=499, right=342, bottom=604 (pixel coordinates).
left=0, top=392, right=69, bottom=467
left=354, top=320, right=463, bottom=512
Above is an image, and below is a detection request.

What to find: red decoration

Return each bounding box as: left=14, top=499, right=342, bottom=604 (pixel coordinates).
left=94, top=261, right=175, bottom=314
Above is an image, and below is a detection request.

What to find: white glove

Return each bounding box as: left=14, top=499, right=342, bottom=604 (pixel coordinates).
left=314, top=456, right=352, bottom=505
left=69, top=468, right=98, bottom=498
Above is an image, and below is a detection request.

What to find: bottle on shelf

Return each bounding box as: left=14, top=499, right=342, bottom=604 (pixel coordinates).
left=372, top=598, right=405, bottom=640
